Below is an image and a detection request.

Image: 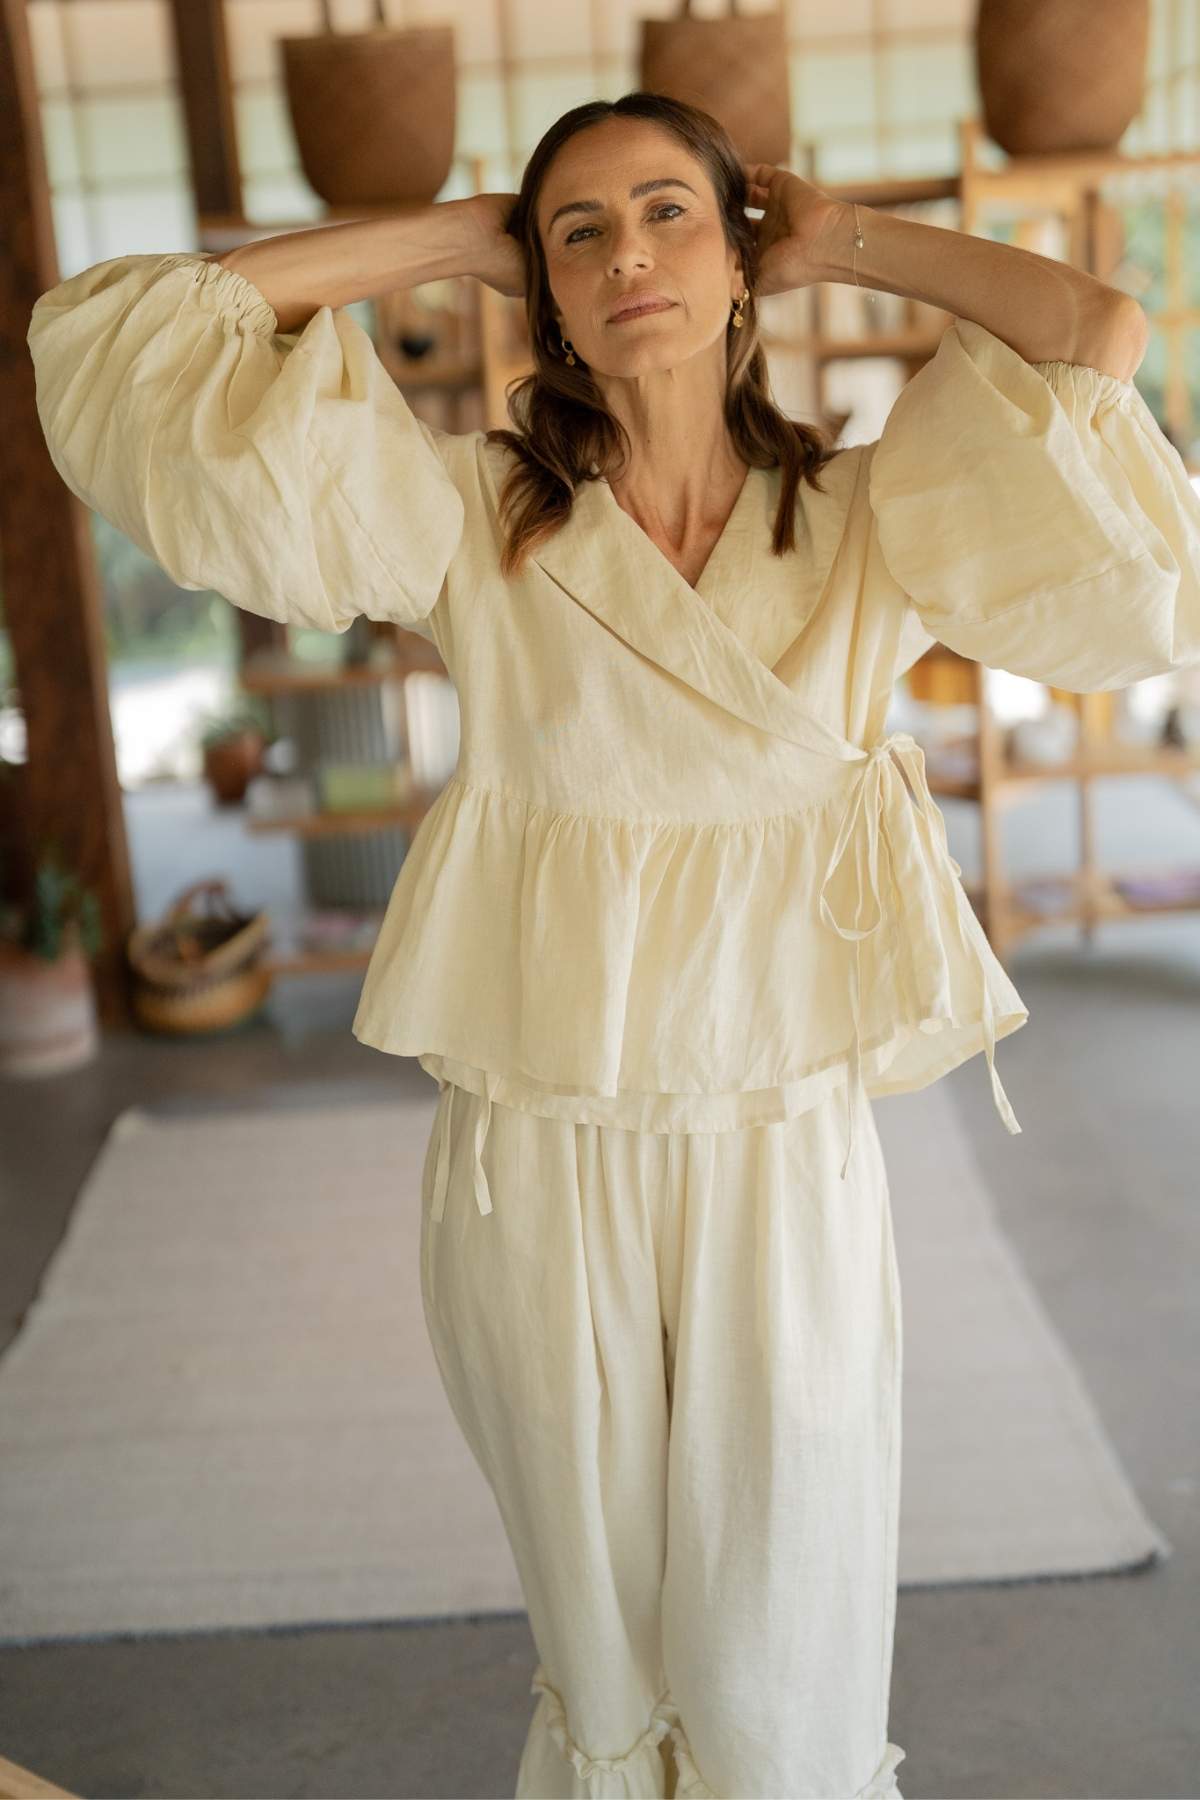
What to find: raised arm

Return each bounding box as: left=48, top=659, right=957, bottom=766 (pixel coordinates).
left=215, top=195, right=523, bottom=332
left=866, top=317, right=1200, bottom=691
left=25, top=200, right=521, bottom=641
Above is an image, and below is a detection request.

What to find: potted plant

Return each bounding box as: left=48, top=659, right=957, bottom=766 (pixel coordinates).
left=198, top=695, right=275, bottom=806
left=0, top=808, right=104, bottom=1077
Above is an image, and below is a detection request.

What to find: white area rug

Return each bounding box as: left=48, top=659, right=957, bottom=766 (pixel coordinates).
left=0, top=1080, right=1170, bottom=1644
left=873, top=1081, right=1171, bottom=1585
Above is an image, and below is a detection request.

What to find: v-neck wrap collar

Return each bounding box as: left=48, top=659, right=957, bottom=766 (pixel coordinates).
left=531, top=462, right=862, bottom=764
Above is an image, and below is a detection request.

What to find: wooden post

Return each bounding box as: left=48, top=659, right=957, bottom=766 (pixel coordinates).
left=0, top=0, right=137, bottom=1028
left=167, top=0, right=243, bottom=221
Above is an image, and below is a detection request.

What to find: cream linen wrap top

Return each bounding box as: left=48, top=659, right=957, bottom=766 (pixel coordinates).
left=28, top=252, right=1200, bottom=1208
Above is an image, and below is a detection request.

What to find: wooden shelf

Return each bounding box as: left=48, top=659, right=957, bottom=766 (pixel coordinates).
left=816, top=144, right=1200, bottom=204
left=926, top=740, right=1200, bottom=803
left=814, top=147, right=1200, bottom=214
left=246, top=799, right=437, bottom=836
left=992, top=867, right=1200, bottom=942
left=240, top=653, right=418, bottom=695
left=258, top=906, right=388, bottom=977
left=264, top=944, right=376, bottom=976
left=1000, top=744, right=1200, bottom=782
left=926, top=771, right=984, bottom=801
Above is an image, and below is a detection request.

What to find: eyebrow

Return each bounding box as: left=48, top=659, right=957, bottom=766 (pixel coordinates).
left=545, top=177, right=700, bottom=234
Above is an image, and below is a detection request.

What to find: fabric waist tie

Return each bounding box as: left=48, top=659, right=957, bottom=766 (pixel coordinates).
left=818, top=729, right=1022, bottom=1182
left=430, top=1071, right=500, bottom=1222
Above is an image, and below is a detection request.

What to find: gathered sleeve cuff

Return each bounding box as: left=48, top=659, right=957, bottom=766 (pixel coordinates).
left=26, top=251, right=467, bottom=639
left=866, top=315, right=1200, bottom=691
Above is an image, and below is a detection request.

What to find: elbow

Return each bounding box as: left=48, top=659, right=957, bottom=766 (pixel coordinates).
left=1111, top=297, right=1150, bottom=380
left=1077, top=296, right=1150, bottom=382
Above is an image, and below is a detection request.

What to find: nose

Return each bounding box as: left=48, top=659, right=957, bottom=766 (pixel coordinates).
left=605, top=220, right=654, bottom=279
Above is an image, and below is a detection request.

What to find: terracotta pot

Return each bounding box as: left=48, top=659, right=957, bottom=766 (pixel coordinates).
left=203, top=729, right=265, bottom=806
left=0, top=934, right=99, bottom=1077
left=280, top=24, right=457, bottom=207
left=976, top=0, right=1150, bottom=156
left=640, top=0, right=791, bottom=168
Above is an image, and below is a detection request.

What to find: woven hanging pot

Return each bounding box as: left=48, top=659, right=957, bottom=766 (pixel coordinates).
left=640, top=0, right=791, bottom=168
left=976, top=0, right=1150, bottom=156
left=280, top=6, right=456, bottom=208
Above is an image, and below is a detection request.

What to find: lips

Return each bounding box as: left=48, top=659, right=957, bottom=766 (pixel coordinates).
left=608, top=297, right=675, bottom=322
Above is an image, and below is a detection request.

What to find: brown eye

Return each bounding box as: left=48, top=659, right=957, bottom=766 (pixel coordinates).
left=564, top=202, right=685, bottom=245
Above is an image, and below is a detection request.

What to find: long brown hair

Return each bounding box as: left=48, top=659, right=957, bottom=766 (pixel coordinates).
left=484, top=91, right=838, bottom=578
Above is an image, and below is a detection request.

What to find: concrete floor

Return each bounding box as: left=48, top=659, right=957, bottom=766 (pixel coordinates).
left=0, top=778, right=1198, bottom=1799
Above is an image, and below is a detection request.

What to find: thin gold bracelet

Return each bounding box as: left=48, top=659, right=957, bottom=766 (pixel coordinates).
left=852, top=202, right=878, bottom=306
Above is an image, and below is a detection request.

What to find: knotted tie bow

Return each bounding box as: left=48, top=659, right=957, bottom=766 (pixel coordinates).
left=818, top=729, right=1021, bottom=1180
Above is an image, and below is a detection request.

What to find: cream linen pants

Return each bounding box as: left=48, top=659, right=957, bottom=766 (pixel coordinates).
left=419, top=1078, right=906, bottom=1800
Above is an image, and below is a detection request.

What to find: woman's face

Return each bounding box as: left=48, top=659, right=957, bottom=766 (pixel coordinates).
left=536, top=117, right=743, bottom=379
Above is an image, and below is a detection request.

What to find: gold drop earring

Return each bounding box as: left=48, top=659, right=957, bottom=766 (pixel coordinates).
left=559, top=329, right=577, bottom=365
left=730, top=287, right=750, bottom=328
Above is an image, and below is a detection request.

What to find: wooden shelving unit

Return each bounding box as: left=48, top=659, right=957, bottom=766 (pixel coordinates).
left=920, top=682, right=1200, bottom=961
left=228, top=642, right=454, bottom=975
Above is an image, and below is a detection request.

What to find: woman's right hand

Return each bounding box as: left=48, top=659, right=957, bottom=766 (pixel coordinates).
left=460, top=192, right=527, bottom=299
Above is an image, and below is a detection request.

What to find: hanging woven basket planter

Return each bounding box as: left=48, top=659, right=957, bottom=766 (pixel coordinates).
left=280, top=4, right=456, bottom=208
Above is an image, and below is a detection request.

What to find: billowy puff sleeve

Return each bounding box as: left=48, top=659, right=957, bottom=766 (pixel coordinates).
left=26, top=251, right=467, bottom=641
left=867, top=316, right=1200, bottom=691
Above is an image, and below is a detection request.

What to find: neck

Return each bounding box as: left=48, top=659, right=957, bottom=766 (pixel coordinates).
left=596, top=349, right=746, bottom=540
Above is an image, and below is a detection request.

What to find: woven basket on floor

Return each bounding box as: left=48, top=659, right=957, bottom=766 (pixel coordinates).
left=126, top=879, right=273, bottom=1036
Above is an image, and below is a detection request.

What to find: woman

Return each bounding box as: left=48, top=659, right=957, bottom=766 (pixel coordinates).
left=27, top=92, right=1200, bottom=1800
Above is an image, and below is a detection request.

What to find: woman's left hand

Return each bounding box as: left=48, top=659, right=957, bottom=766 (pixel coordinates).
left=742, top=164, right=847, bottom=298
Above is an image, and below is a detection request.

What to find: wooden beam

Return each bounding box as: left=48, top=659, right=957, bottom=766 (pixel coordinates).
left=0, top=0, right=137, bottom=1028
left=168, top=0, right=243, bottom=220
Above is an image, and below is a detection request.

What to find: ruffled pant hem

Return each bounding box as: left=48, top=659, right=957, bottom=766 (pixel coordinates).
left=648, top=1695, right=714, bottom=1798
left=522, top=1664, right=906, bottom=1799
left=524, top=1664, right=673, bottom=1796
